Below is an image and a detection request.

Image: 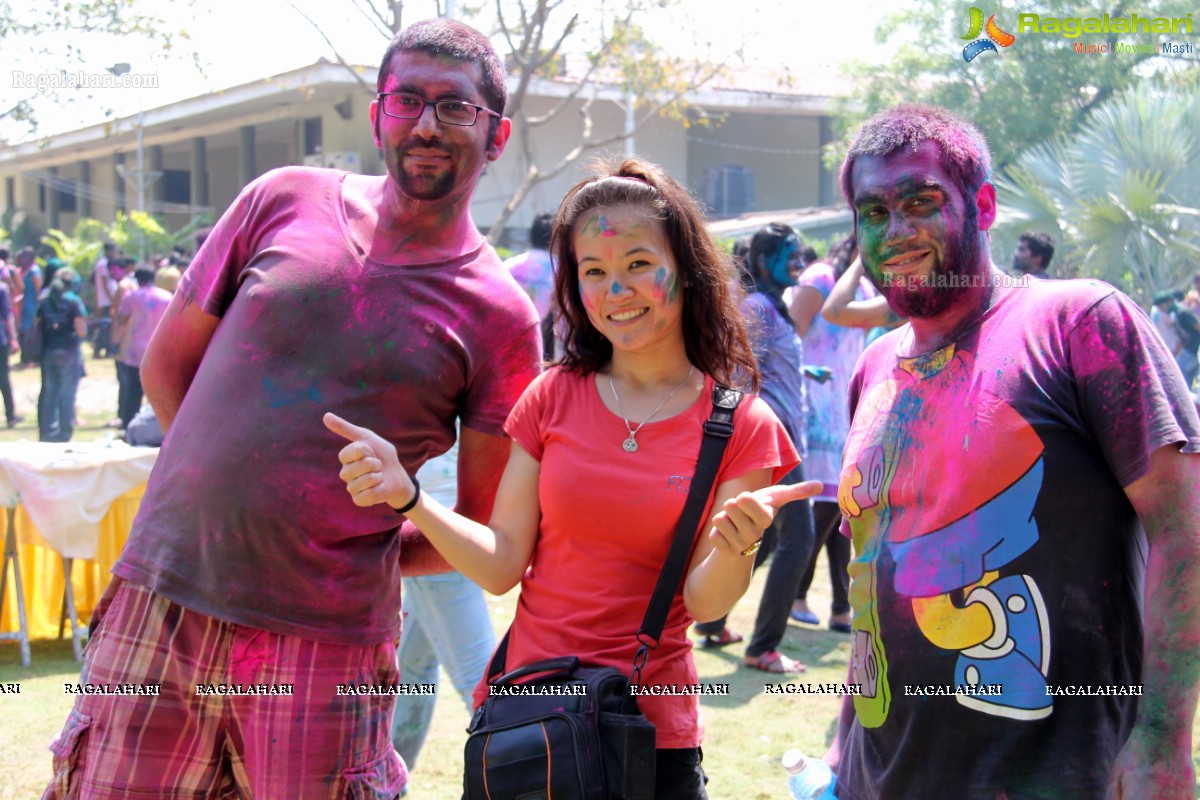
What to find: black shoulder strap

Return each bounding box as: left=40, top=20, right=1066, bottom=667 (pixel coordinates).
left=626, top=385, right=741, bottom=686
left=636, top=385, right=741, bottom=644
left=485, top=385, right=744, bottom=684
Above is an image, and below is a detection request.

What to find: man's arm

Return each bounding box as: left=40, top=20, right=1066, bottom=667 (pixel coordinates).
left=140, top=295, right=220, bottom=430
left=110, top=296, right=132, bottom=348
left=397, top=425, right=512, bottom=576
left=1111, top=443, right=1200, bottom=799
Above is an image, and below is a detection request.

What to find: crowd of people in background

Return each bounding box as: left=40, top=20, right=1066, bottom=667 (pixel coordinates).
left=3, top=221, right=1195, bottom=452
left=1152, top=273, right=1200, bottom=392
left=0, top=235, right=202, bottom=444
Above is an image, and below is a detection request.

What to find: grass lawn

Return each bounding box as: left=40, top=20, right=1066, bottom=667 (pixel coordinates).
left=1, top=353, right=1197, bottom=797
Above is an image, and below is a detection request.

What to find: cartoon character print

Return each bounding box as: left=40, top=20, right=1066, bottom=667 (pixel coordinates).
left=839, top=344, right=1051, bottom=728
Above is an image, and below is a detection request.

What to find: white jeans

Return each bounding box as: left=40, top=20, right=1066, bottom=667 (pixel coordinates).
left=392, top=571, right=496, bottom=767
left=392, top=437, right=497, bottom=768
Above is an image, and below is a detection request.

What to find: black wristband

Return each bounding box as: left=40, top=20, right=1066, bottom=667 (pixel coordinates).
left=392, top=476, right=421, bottom=515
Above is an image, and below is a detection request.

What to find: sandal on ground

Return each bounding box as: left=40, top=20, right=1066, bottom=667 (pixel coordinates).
left=698, top=628, right=744, bottom=648
left=829, top=617, right=852, bottom=634
left=789, top=609, right=820, bottom=625
left=743, top=650, right=806, bottom=674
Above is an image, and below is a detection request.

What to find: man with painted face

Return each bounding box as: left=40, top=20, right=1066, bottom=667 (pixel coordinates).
left=42, top=19, right=541, bottom=800
left=827, top=104, right=1200, bottom=799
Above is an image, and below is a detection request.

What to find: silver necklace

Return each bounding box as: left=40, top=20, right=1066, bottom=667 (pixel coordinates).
left=608, top=366, right=695, bottom=453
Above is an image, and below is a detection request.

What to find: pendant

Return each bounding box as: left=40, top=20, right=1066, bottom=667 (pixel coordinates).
left=622, top=436, right=639, bottom=453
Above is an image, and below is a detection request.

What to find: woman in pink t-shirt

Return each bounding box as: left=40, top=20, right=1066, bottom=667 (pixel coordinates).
left=327, top=158, right=814, bottom=798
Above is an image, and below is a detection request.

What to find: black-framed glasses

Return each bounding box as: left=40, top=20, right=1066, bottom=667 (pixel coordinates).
left=376, top=93, right=501, bottom=127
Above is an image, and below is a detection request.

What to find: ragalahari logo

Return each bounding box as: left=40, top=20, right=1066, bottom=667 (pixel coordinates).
left=962, top=7, right=1016, bottom=61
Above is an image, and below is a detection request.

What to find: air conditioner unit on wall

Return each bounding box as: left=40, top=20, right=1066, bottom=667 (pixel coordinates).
left=324, top=151, right=362, bottom=173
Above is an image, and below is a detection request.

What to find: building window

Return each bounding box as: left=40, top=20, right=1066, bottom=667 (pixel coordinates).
left=304, top=117, right=322, bottom=156
left=5, top=176, right=14, bottom=210
left=701, top=165, right=755, bottom=219
left=59, top=180, right=77, bottom=213
left=162, top=169, right=191, bottom=204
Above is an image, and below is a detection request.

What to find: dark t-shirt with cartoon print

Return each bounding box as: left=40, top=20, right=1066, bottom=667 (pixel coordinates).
left=833, top=279, right=1200, bottom=799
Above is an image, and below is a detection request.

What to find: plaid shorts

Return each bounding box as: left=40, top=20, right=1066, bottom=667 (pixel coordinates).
left=43, top=579, right=407, bottom=799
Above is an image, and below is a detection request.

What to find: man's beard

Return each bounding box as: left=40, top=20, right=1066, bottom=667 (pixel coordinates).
left=394, top=139, right=458, bottom=201
left=397, top=163, right=456, bottom=201
left=877, top=208, right=985, bottom=319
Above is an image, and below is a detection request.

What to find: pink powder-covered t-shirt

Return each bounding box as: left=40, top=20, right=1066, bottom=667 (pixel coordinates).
left=114, top=167, right=541, bottom=645
left=472, top=367, right=799, bottom=749
left=116, top=284, right=172, bottom=367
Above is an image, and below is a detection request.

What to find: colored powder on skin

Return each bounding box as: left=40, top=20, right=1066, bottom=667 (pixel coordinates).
left=652, top=266, right=680, bottom=304
left=580, top=214, right=612, bottom=238
left=611, top=281, right=623, bottom=295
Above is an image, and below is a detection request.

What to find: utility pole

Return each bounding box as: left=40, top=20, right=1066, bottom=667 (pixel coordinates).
left=108, top=63, right=161, bottom=263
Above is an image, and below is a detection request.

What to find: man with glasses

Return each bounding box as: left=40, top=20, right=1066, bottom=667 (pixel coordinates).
left=43, top=18, right=541, bottom=800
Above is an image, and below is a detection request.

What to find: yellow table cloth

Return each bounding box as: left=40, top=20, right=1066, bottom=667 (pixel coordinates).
left=1, top=485, right=144, bottom=639
left=0, top=440, right=156, bottom=643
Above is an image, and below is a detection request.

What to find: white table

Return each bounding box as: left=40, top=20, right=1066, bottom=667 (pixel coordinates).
left=0, top=440, right=158, bottom=664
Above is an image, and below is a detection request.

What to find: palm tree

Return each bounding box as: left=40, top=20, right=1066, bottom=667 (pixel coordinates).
left=995, top=84, right=1200, bottom=303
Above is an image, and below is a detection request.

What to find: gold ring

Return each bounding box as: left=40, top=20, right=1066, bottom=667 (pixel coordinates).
left=739, top=539, right=762, bottom=557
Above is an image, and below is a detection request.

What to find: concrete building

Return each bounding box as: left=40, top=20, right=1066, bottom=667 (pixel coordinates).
left=0, top=60, right=851, bottom=250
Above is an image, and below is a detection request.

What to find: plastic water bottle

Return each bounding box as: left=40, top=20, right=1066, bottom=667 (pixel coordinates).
left=782, top=749, right=836, bottom=799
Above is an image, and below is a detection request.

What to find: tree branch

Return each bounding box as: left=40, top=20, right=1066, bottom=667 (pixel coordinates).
left=287, top=0, right=376, bottom=91
left=349, top=0, right=397, bottom=38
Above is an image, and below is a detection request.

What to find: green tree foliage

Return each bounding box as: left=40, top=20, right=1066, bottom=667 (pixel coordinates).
left=831, top=0, right=1199, bottom=172
left=37, top=213, right=208, bottom=293
left=41, top=218, right=108, bottom=276
left=106, top=210, right=211, bottom=262
left=994, top=84, right=1200, bottom=302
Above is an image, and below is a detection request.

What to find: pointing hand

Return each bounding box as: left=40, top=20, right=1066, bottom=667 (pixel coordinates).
left=323, top=412, right=417, bottom=512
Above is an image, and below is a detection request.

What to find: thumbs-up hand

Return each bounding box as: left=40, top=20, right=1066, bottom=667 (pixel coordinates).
left=709, top=480, right=822, bottom=558
left=323, top=412, right=417, bottom=511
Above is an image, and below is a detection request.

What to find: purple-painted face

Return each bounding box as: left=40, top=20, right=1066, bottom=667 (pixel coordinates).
left=852, top=141, right=986, bottom=319
left=573, top=204, right=684, bottom=353
left=371, top=51, right=503, bottom=202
